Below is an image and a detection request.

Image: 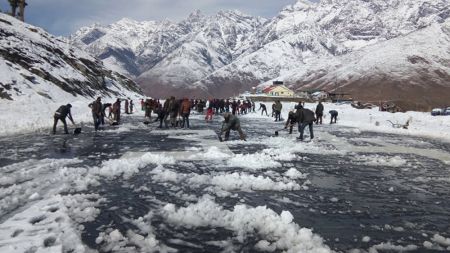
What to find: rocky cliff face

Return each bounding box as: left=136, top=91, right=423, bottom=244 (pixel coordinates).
left=0, top=13, right=142, bottom=103
left=71, top=0, right=449, bottom=108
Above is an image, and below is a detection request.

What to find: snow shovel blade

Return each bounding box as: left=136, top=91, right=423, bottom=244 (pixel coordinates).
left=143, top=121, right=150, bottom=125
left=73, top=127, right=82, bottom=135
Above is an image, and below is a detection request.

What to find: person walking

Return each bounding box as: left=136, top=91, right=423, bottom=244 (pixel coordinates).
left=130, top=100, right=134, bottom=114
left=329, top=110, right=339, bottom=124
left=180, top=98, right=191, bottom=129
left=205, top=103, right=214, bottom=122
left=89, top=97, right=102, bottom=131
left=124, top=99, right=129, bottom=114
left=112, top=99, right=121, bottom=123
left=274, top=100, right=282, bottom=121
left=296, top=105, right=315, bottom=141
left=163, top=97, right=175, bottom=128
left=53, top=104, right=75, bottom=134
left=315, top=101, right=324, bottom=125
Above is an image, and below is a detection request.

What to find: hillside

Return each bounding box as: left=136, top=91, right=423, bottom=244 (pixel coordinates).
left=285, top=20, right=450, bottom=110
left=0, top=14, right=143, bottom=134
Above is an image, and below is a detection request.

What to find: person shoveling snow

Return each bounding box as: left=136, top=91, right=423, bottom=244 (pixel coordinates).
left=52, top=104, right=78, bottom=134
left=219, top=113, right=246, bottom=142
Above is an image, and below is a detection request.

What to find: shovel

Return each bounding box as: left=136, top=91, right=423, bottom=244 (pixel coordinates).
left=274, top=126, right=289, bottom=136
left=73, top=124, right=82, bottom=135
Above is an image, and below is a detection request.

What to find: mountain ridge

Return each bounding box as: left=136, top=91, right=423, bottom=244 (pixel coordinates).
left=70, top=0, right=450, bottom=109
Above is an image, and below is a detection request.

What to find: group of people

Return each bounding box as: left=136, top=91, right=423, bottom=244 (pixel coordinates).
left=52, top=96, right=339, bottom=142
left=284, top=101, right=339, bottom=141
left=88, top=97, right=135, bottom=131
left=52, top=97, right=134, bottom=134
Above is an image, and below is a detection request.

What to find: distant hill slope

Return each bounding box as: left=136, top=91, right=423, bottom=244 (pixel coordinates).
left=282, top=20, right=450, bottom=110
left=0, top=13, right=142, bottom=103
left=0, top=14, right=143, bottom=135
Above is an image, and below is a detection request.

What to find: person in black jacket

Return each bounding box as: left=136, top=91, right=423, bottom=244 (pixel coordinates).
left=53, top=104, right=75, bottom=134
left=296, top=105, right=315, bottom=141
left=315, top=101, right=324, bottom=125
left=329, top=110, right=338, bottom=124
left=259, top=103, right=269, bottom=116
left=284, top=110, right=297, bottom=134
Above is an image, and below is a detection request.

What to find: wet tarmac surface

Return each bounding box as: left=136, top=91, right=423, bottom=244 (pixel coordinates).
left=1, top=113, right=450, bottom=252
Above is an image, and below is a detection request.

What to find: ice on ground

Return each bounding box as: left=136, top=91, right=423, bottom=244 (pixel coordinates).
left=95, top=225, right=172, bottom=252
left=368, top=242, right=418, bottom=252
left=150, top=167, right=304, bottom=192
left=0, top=158, right=83, bottom=217
left=188, top=146, right=231, bottom=160
left=94, top=152, right=176, bottom=179
left=162, top=196, right=332, bottom=253
left=432, top=234, right=450, bottom=247
left=227, top=152, right=282, bottom=169
left=352, top=155, right=407, bottom=167
left=284, top=168, right=308, bottom=179
left=0, top=194, right=102, bottom=253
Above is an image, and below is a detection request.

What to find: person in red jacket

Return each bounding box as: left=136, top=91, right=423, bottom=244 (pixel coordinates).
left=205, top=100, right=214, bottom=122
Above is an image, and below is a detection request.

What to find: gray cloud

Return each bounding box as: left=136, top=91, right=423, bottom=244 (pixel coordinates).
left=0, top=0, right=319, bottom=36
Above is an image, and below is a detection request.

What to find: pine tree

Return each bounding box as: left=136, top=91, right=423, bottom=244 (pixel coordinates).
left=8, top=0, right=18, bottom=17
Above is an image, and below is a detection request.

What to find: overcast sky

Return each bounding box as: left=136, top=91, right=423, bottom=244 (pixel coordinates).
left=0, top=0, right=321, bottom=36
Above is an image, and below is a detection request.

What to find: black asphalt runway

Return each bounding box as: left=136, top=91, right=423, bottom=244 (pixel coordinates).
left=1, top=113, right=449, bottom=252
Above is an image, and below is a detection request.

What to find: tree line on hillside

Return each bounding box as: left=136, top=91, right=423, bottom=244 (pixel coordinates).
left=4, top=0, right=27, bottom=21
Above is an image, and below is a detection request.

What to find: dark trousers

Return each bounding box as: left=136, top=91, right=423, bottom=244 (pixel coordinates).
left=53, top=116, right=68, bottom=134
left=93, top=113, right=101, bottom=130
left=316, top=113, right=323, bottom=124
left=330, top=114, right=338, bottom=124
left=182, top=113, right=190, bottom=129
left=275, top=111, right=281, bottom=121
left=114, top=111, right=120, bottom=122
left=159, top=113, right=167, bottom=128
left=261, top=109, right=268, bottom=116
left=298, top=122, right=314, bottom=140
left=288, top=124, right=294, bottom=134
left=224, top=125, right=246, bottom=141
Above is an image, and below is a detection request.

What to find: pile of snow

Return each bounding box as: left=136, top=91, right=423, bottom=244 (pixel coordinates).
left=94, top=152, right=176, bottom=179
left=150, top=167, right=305, bottom=192
left=352, top=155, right=408, bottom=168
left=162, top=196, right=332, bottom=253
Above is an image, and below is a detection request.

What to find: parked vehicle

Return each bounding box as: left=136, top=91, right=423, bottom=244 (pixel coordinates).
left=431, top=107, right=450, bottom=116
left=446, top=107, right=450, bottom=115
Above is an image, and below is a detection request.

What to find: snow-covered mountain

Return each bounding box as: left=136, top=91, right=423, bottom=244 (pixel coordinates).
left=0, top=13, right=143, bottom=134
left=0, top=13, right=142, bottom=103
left=71, top=0, right=450, bottom=105
left=71, top=10, right=266, bottom=97
left=284, top=19, right=450, bottom=110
